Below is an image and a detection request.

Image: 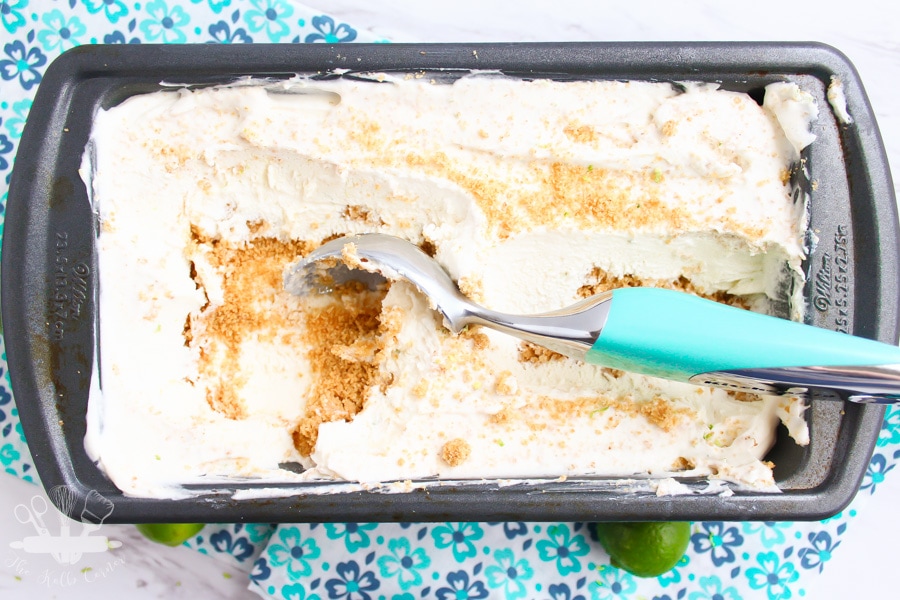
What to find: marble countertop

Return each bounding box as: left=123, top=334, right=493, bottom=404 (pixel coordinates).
left=2, top=1, right=899, bottom=598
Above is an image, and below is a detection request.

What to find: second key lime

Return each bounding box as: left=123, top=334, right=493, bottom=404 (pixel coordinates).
left=591, top=521, right=691, bottom=578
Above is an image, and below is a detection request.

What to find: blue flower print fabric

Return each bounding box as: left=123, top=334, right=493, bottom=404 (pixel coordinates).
left=245, top=516, right=866, bottom=599
left=2, top=2, right=900, bottom=599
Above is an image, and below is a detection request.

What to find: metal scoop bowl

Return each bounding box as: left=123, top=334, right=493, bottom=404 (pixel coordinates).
left=284, top=233, right=610, bottom=360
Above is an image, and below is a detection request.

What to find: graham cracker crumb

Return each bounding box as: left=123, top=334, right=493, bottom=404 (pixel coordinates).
left=340, top=242, right=364, bottom=269
left=489, top=407, right=517, bottom=425
left=519, top=342, right=566, bottom=364
left=207, top=383, right=245, bottom=420
left=495, top=371, right=517, bottom=395
left=563, top=123, right=598, bottom=143
left=182, top=315, right=193, bottom=347
left=246, top=219, right=267, bottom=234
left=342, top=205, right=385, bottom=225
left=441, top=438, right=471, bottom=467
left=412, top=379, right=429, bottom=398
left=460, top=325, right=490, bottom=350
left=639, top=396, right=692, bottom=432
left=673, top=456, right=695, bottom=470
left=457, top=276, right=484, bottom=303
left=419, top=238, right=437, bottom=258
left=331, top=338, right=380, bottom=363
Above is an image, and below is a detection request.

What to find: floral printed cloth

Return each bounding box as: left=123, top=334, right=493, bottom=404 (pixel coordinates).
left=1, top=2, right=899, bottom=599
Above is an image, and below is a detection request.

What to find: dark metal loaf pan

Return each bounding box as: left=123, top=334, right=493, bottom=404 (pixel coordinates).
left=2, top=42, right=897, bottom=523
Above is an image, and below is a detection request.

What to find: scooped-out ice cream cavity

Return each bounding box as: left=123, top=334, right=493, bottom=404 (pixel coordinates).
left=82, top=73, right=816, bottom=498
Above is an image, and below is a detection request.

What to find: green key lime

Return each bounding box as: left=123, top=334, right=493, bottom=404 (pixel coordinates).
left=591, top=521, right=691, bottom=578
left=135, top=523, right=205, bottom=547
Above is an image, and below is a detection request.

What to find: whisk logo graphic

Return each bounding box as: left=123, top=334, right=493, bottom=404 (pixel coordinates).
left=9, top=486, right=121, bottom=565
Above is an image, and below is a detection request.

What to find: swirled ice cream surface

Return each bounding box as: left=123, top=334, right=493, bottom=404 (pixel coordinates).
left=83, top=74, right=814, bottom=498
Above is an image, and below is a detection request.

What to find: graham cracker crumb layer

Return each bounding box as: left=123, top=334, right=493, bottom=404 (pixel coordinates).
left=184, top=229, right=392, bottom=442
left=577, top=268, right=749, bottom=308
left=342, top=127, right=702, bottom=239
left=290, top=280, right=388, bottom=456
left=185, top=228, right=314, bottom=420
left=525, top=394, right=696, bottom=434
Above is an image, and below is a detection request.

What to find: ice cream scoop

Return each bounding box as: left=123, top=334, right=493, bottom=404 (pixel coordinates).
left=286, top=233, right=900, bottom=403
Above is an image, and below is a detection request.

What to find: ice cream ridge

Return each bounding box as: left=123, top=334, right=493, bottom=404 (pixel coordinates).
left=83, top=74, right=817, bottom=498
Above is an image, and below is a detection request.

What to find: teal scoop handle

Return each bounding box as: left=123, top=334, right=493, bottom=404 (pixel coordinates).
left=585, top=287, right=900, bottom=401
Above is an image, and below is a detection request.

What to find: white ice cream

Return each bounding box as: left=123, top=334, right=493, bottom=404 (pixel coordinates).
left=83, top=75, right=814, bottom=498
left=827, top=75, right=853, bottom=125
